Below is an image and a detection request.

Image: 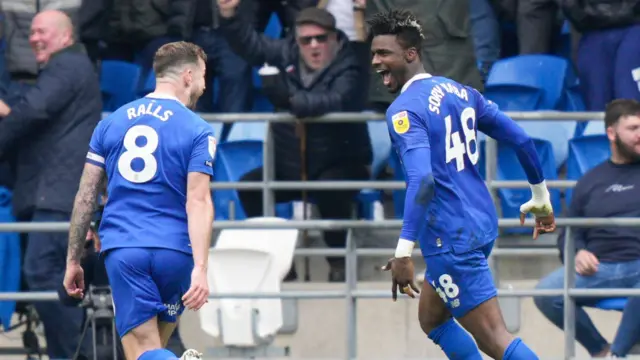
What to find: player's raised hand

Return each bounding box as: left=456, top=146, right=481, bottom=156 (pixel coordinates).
left=520, top=183, right=557, bottom=239
left=381, top=257, right=420, bottom=301
left=217, top=0, right=240, bottom=17
left=182, top=266, right=209, bottom=311
left=63, top=262, right=85, bottom=299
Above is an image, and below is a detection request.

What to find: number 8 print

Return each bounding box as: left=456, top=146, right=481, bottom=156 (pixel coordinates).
left=117, top=125, right=159, bottom=183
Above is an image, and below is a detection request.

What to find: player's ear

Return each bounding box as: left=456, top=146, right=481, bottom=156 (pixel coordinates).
left=404, top=47, right=419, bottom=63
left=184, top=67, right=193, bottom=87
left=606, top=124, right=616, bottom=143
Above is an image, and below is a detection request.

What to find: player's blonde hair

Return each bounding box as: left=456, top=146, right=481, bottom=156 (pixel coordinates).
left=153, top=41, right=207, bottom=78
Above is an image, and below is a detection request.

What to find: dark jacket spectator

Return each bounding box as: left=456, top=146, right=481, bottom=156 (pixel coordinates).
left=0, top=10, right=101, bottom=360
left=560, top=0, right=640, bottom=33
left=219, top=9, right=372, bottom=177
left=0, top=42, right=102, bottom=218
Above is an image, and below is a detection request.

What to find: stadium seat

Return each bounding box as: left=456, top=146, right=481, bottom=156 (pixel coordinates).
left=199, top=217, right=297, bottom=352
left=485, top=55, right=570, bottom=111
left=213, top=140, right=292, bottom=220
left=565, top=135, right=610, bottom=205
left=358, top=120, right=391, bottom=220
left=100, top=61, right=142, bottom=111
left=226, top=122, right=267, bottom=142
left=478, top=138, right=562, bottom=233
left=138, top=70, right=156, bottom=98
left=581, top=121, right=606, bottom=136
left=485, top=56, right=576, bottom=165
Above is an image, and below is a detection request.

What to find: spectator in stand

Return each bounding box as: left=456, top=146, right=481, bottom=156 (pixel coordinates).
left=469, top=0, right=501, bottom=82
left=252, top=0, right=319, bottom=37
left=83, top=0, right=174, bottom=73
left=166, top=0, right=254, bottom=141
left=492, top=0, right=561, bottom=56
left=560, top=0, right=640, bottom=110
left=0, top=10, right=101, bottom=360
left=0, top=0, right=80, bottom=101
left=217, top=0, right=371, bottom=282
left=534, top=99, right=640, bottom=358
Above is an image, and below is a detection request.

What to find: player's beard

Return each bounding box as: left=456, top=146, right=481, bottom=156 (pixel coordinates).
left=187, top=89, right=202, bottom=110
left=614, top=134, right=640, bottom=163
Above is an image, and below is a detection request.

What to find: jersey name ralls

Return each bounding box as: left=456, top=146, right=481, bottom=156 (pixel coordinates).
left=428, top=82, right=469, bottom=115
left=125, top=102, right=174, bottom=122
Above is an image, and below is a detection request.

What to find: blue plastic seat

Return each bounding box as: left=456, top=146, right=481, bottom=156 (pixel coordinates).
left=138, top=70, right=156, bottom=98
left=357, top=120, right=391, bottom=219
left=565, top=135, right=610, bottom=205
left=478, top=138, right=562, bottom=233
left=226, top=122, right=267, bottom=142
left=100, top=61, right=142, bottom=111
left=592, top=298, right=627, bottom=311
left=213, top=141, right=292, bottom=220
left=485, top=55, right=570, bottom=110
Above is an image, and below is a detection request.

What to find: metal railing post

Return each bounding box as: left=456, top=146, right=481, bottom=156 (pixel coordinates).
left=563, top=227, right=576, bottom=359
left=485, top=137, right=500, bottom=285
left=262, top=120, right=275, bottom=216
left=345, top=229, right=358, bottom=360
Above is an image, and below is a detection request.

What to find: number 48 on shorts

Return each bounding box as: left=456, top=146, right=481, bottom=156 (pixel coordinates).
left=424, top=243, right=498, bottom=318
left=432, top=274, right=461, bottom=309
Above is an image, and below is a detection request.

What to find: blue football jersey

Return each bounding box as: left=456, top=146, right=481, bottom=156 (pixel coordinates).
left=387, top=74, right=501, bottom=255
left=87, top=94, right=216, bottom=254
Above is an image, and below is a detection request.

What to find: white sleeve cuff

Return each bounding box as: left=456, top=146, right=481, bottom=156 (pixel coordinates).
left=395, top=239, right=415, bottom=258
left=530, top=180, right=549, bottom=202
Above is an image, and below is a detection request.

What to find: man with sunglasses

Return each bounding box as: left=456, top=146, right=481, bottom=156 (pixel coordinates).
left=217, top=0, right=372, bottom=282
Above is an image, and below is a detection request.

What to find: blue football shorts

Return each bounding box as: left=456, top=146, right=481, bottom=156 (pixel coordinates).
left=424, top=240, right=497, bottom=318
left=104, top=247, right=194, bottom=337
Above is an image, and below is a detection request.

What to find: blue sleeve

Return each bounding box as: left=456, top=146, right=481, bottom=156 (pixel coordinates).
left=188, top=125, right=216, bottom=176
left=86, top=120, right=106, bottom=168
left=474, top=89, right=545, bottom=184
left=386, top=108, right=430, bottom=156
left=399, top=148, right=435, bottom=241
left=386, top=108, right=434, bottom=241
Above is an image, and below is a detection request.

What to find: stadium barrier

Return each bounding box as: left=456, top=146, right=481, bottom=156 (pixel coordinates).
left=0, top=111, right=627, bottom=360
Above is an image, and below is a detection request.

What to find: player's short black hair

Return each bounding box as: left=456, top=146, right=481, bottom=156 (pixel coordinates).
left=367, top=9, right=424, bottom=52
left=605, top=99, right=640, bottom=128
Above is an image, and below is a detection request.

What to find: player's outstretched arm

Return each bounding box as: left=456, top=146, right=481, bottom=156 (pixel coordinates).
left=474, top=90, right=556, bottom=238
left=383, top=108, right=430, bottom=300
left=64, top=163, right=105, bottom=299
left=183, top=172, right=213, bottom=311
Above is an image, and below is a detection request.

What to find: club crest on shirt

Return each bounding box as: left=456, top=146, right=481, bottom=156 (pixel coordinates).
left=392, top=111, right=410, bottom=134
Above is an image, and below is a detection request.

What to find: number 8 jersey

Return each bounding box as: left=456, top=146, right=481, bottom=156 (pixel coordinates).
left=386, top=74, right=543, bottom=256
left=86, top=94, right=216, bottom=254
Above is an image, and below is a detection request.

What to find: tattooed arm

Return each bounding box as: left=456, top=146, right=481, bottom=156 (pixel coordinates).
left=67, top=163, right=106, bottom=265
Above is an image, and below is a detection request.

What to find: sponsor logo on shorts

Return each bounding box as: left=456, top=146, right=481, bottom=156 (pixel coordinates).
left=165, top=302, right=182, bottom=316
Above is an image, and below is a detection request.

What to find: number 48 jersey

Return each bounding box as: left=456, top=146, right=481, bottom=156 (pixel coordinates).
left=86, top=94, right=216, bottom=254
left=387, top=75, right=502, bottom=256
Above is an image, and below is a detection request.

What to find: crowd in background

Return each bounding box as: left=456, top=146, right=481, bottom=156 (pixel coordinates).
left=0, top=0, right=637, bottom=359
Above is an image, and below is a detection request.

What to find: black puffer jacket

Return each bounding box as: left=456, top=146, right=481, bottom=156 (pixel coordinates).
left=220, top=16, right=372, bottom=178
left=560, top=0, right=640, bottom=32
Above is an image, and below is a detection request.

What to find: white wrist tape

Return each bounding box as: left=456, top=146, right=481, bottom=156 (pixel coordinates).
left=395, top=239, right=415, bottom=258
left=530, top=180, right=550, bottom=202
